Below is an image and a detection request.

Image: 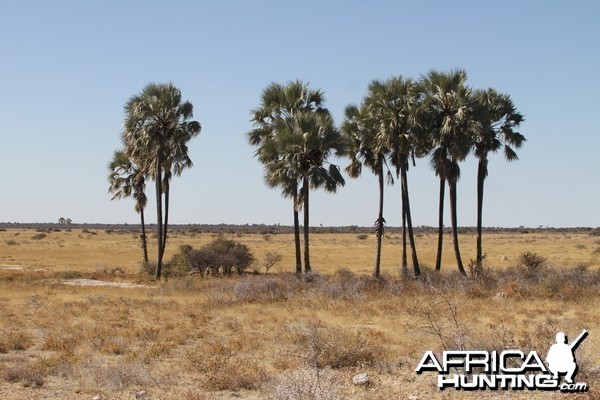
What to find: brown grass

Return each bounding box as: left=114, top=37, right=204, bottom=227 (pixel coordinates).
left=0, top=228, right=598, bottom=399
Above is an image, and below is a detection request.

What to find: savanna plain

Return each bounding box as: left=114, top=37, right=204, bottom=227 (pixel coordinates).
left=1, top=226, right=599, bottom=400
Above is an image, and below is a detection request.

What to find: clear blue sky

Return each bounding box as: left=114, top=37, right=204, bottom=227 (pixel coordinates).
left=1, top=0, right=598, bottom=228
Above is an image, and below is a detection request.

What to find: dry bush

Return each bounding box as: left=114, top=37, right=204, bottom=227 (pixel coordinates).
left=141, top=260, right=158, bottom=276
left=291, top=321, right=385, bottom=369
left=314, top=274, right=368, bottom=301
left=492, top=262, right=600, bottom=300
left=181, top=391, right=215, bottom=400
left=407, top=288, right=472, bottom=351
left=233, top=276, right=293, bottom=302
left=187, top=338, right=268, bottom=391
left=0, top=330, right=34, bottom=353
left=75, top=362, right=156, bottom=391
left=264, top=251, right=283, bottom=274
left=43, top=331, right=81, bottom=355
left=2, top=362, right=46, bottom=388
left=269, top=367, right=341, bottom=400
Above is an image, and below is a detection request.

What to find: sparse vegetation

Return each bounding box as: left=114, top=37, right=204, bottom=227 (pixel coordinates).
left=0, top=228, right=598, bottom=399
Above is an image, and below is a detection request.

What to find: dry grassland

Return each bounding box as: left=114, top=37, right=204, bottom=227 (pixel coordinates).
left=0, top=228, right=599, bottom=399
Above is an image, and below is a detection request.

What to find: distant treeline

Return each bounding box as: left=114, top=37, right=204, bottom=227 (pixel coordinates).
left=1, top=222, right=598, bottom=236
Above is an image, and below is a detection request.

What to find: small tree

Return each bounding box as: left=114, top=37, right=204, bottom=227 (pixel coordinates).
left=108, top=150, right=149, bottom=263
left=263, top=252, right=283, bottom=274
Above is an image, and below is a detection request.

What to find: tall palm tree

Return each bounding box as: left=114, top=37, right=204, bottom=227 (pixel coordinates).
left=248, top=80, right=344, bottom=273
left=294, top=111, right=346, bottom=272
left=342, top=104, right=392, bottom=279
left=418, top=70, right=477, bottom=275
left=251, top=131, right=303, bottom=274
left=122, top=83, right=201, bottom=279
left=472, top=88, right=525, bottom=272
left=365, top=77, right=422, bottom=278
left=108, top=150, right=149, bottom=263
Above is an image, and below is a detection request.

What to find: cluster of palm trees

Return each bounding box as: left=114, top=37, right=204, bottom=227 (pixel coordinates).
left=249, top=70, right=525, bottom=278
left=108, top=83, right=201, bottom=279
left=248, top=81, right=346, bottom=274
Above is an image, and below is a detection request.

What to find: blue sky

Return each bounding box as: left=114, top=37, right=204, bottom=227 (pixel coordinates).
left=1, top=0, right=598, bottom=228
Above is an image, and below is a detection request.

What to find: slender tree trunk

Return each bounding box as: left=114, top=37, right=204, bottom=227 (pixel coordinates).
left=140, top=208, right=149, bottom=264
left=374, top=158, right=384, bottom=279
left=435, top=171, right=445, bottom=271
left=401, top=198, right=408, bottom=276
left=292, top=188, right=302, bottom=274
left=476, top=158, right=487, bottom=274
left=448, top=179, right=466, bottom=275
left=302, top=176, right=311, bottom=273
left=401, top=161, right=420, bottom=277
left=155, top=157, right=164, bottom=279
left=161, top=178, right=170, bottom=259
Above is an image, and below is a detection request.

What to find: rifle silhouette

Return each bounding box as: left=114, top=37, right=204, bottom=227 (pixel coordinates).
left=569, top=330, right=588, bottom=351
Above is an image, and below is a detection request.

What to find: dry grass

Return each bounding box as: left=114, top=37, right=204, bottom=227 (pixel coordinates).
left=1, top=228, right=598, bottom=274
left=0, top=228, right=598, bottom=399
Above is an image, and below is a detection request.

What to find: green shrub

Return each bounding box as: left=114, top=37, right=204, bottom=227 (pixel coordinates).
left=164, top=238, right=255, bottom=277
left=518, top=251, right=547, bottom=272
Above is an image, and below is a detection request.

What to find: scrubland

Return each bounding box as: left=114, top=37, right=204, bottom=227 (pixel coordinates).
left=0, top=227, right=599, bottom=399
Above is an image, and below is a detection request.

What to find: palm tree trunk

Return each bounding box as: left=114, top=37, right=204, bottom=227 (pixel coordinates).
left=292, top=188, right=302, bottom=274
left=448, top=180, right=466, bottom=275
left=161, top=178, right=170, bottom=258
left=140, top=208, right=149, bottom=264
left=374, top=158, right=384, bottom=279
left=401, top=199, right=408, bottom=276
left=302, top=176, right=311, bottom=273
left=155, top=157, right=164, bottom=279
left=401, top=161, right=420, bottom=277
left=435, top=172, right=445, bottom=272
left=476, top=158, right=487, bottom=274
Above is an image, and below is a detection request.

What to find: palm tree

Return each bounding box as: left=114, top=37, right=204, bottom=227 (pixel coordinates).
left=122, top=83, right=201, bottom=279
left=252, top=133, right=303, bottom=274
left=342, top=104, right=392, bottom=279
left=472, top=88, right=525, bottom=272
left=365, top=77, right=422, bottom=278
left=108, top=149, right=149, bottom=263
left=418, top=70, right=477, bottom=275
left=294, top=111, right=346, bottom=272
left=248, top=80, right=344, bottom=273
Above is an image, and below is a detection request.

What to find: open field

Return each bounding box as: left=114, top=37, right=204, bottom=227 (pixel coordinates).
left=1, top=227, right=599, bottom=274
left=1, top=227, right=599, bottom=399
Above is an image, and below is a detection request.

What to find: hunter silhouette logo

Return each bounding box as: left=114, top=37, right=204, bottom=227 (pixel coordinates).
left=415, top=329, right=589, bottom=392
left=546, top=330, right=587, bottom=384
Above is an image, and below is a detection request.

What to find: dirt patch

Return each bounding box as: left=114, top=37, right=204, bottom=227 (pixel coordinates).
left=63, top=279, right=149, bottom=289
left=0, top=264, right=24, bottom=270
